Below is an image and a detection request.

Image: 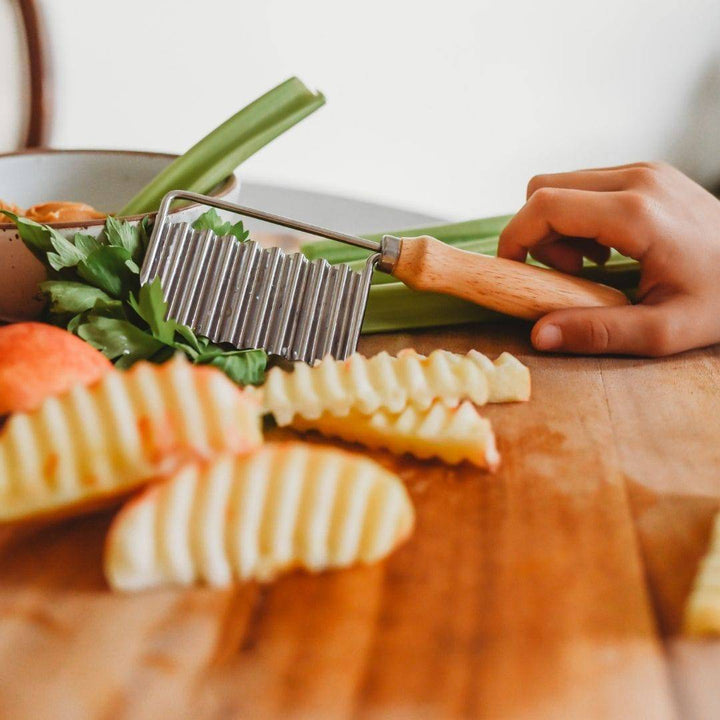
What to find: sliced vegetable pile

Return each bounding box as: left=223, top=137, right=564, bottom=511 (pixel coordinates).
left=256, top=348, right=530, bottom=470
left=0, top=342, right=418, bottom=590
left=0, top=321, right=529, bottom=592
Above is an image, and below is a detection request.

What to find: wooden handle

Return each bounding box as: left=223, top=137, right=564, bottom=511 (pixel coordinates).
left=391, top=236, right=629, bottom=320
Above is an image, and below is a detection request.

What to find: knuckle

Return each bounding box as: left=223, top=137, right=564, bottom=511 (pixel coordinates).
left=530, top=186, right=559, bottom=210
left=527, top=174, right=549, bottom=197
left=627, top=166, right=658, bottom=188
left=622, top=191, right=652, bottom=221
left=633, top=161, right=661, bottom=172
left=645, top=160, right=670, bottom=173
left=640, top=160, right=673, bottom=179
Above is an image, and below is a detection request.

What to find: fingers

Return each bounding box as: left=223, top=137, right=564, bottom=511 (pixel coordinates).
left=529, top=241, right=584, bottom=274
left=573, top=238, right=611, bottom=266
left=500, top=163, right=662, bottom=267
left=529, top=238, right=611, bottom=274
left=525, top=163, right=660, bottom=198
left=498, top=188, right=651, bottom=263
left=531, top=300, right=690, bottom=357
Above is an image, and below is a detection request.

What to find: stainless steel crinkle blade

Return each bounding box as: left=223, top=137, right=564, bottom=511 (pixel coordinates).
left=140, top=190, right=381, bottom=364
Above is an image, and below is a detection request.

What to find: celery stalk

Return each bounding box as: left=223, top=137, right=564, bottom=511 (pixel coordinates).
left=362, top=282, right=508, bottom=334
left=301, top=215, right=513, bottom=264
left=360, top=260, right=638, bottom=335
left=120, top=77, right=325, bottom=216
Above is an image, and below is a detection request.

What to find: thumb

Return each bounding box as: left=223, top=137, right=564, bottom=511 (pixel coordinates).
left=531, top=302, right=684, bottom=356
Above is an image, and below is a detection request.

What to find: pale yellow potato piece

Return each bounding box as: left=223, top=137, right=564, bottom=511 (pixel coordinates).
left=258, top=349, right=530, bottom=425
left=464, top=350, right=530, bottom=403
left=685, top=513, right=720, bottom=635
left=293, top=401, right=500, bottom=470
left=0, top=356, right=262, bottom=524
left=105, top=442, right=415, bottom=591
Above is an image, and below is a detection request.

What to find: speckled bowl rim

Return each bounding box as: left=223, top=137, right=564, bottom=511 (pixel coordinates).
left=0, top=148, right=237, bottom=230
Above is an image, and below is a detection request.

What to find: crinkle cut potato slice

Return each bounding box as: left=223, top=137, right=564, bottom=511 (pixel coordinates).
left=292, top=401, right=500, bottom=470
left=685, top=512, right=720, bottom=635
left=0, top=356, right=262, bottom=524
left=258, top=348, right=530, bottom=426
left=104, top=442, right=415, bottom=591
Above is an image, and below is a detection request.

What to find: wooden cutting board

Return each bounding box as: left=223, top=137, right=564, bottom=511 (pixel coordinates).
left=0, top=323, right=719, bottom=720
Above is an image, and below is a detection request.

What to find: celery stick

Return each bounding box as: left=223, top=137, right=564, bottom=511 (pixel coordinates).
left=120, top=77, right=325, bottom=216
left=361, top=266, right=637, bottom=334
left=301, top=214, right=513, bottom=264
left=361, top=215, right=512, bottom=247
left=362, top=282, right=508, bottom=334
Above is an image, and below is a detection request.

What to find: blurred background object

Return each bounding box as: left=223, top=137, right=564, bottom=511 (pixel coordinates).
left=0, top=0, right=51, bottom=149
left=3, top=0, right=720, bottom=215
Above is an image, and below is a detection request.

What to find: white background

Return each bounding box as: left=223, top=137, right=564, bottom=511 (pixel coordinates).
left=8, top=0, right=720, bottom=218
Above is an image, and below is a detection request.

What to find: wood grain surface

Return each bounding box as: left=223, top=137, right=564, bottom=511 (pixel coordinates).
left=0, top=323, right=719, bottom=720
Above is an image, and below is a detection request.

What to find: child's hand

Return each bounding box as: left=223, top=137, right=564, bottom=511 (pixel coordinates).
left=498, top=162, right=720, bottom=356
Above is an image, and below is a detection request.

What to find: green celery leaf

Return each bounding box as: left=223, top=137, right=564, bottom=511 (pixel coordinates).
left=127, top=278, right=176, bottom=344
left=73, top=233, right=104, bottom=256
left=202, top=349, right=267, bottom=386
left=138, top=216, right=152, bottom=258
left=104, top=215, right=141, bottom=258
left=175, top=323, right=203, bottom=353
left=47, top=232, right=88, bottom=271
left=192, top=208, right=249, bottom=241
left=1, top=210, right=55, bottom=254
left=93, top=297, right=126, bottom=318
left=130, top=344, right=175, bottom=369
left=78, top=315, right=164, bottom=364
left=2, top=210, right=88, bottom=272
left=67, top=313, right=83, bottom=334
left=39, top=280, right=115, bottom=315
left=171, top=341, right=201, bottom=360
left=77, top=246, right=137, bottom=298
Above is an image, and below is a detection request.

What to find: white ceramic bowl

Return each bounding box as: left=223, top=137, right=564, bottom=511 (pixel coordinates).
left=0, top=149, right=239, bottom=321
